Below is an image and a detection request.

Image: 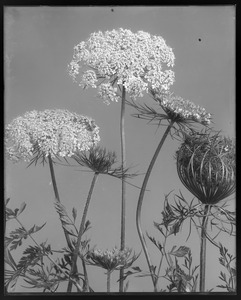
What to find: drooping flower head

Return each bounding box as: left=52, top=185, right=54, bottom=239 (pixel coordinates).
left=86, top=247, right=139, bottom=273
left=68, top=28, right=175, bottom=104
left=176, top=130, right=235, bottom=205
left=5, top=109, right=100, bottom=163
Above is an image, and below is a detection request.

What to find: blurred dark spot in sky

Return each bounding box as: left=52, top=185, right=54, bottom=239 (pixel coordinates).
left=111, top=8, right=114, bottom=12
left=198, top=38, right=202, bottom=41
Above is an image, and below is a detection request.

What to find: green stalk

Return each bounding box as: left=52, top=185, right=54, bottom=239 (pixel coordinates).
left=199, top=204, right=210, bottom=292
left=48, top=156, right=73, bottom=251
left=67, top=172, right=99, bottom=292
left=119, top=86, right=126, bottom=292
left=136, top=120, right=175, bottom=291
left=107, top=271, right=111, bottom=293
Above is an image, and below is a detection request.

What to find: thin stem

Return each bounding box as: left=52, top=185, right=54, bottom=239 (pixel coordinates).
left=136, top=120, right=175, bottom=291
left=48, top=156, right=60, bottom=202
left=14, top=217, right=83, bottom=291
left=81, top=258, right=90, bottom=292
left=107, top=271, right=111, bottom=293
left=155, top=228, right=168, bottom=290
left=199, top=204, right=210, bottom=292
left=48, top=156, right=73, bottom=251
left=67, top=172, right=99, bottom=292
left=119, top=86, right=126, bottom=292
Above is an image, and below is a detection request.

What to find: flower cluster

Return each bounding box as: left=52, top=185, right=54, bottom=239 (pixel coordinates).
left=176, top=131, right=235, bottom=204
left=68, top=28, right=175, bottom=104
left=97, top=83, right=120, bottom=105
left=80, top=70, right=98, bottom=89
left=5, top=109, right=100, bottom=163
left=151, top=90, right=212, bottom=125
left=86, top=247, right=138, bottom=272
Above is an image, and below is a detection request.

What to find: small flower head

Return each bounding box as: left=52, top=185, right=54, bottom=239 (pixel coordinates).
left=176, top=130, right=235, bottom=205
left=126, top=90, right=212, bottom=139
left=151, top=90, right=212, bottom=126
left=72, top=146, right=117, bottom=173
left=86, top=247, right=139, bottom=272
left=72, top=146, right=138, bottom=179
left=5, top=109, right=100, bottom=164
left=68, top=28, right=175, bottom=103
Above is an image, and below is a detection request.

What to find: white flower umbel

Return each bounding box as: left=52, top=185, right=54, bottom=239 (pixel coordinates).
left=5, top=109, right=100, bottom=163
left=68, top=28, right=175, bottom=292
left=86, top=246, right=138, bottom=292
left=5, top=109, right=101, bottom=276
left=68, top=28, right=175, bottom=104
left=151, top=91, right=212, bottom=126
left=86, top=247, right=134, bottom=272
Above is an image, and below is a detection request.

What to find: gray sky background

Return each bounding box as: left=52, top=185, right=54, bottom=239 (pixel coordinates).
left=4, top=6, right=235, bottom=292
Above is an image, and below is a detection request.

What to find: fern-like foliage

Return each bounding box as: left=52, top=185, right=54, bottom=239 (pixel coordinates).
left=217, top=244, right=236, bottom=292
left=5, top=199, right=27, bottom=221
left=5, top=223, right=46, bottom=251
left=17, top=243, right=52, bottom=272
left=54, top=201, right=78, bottom=238
left=164, top=248, right=199, bottom=292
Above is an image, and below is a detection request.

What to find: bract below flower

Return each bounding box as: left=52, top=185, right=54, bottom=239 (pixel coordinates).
left=5, top=109, right=100, bottom=163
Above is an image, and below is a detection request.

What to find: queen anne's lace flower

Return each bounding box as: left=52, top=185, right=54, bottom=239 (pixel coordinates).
left=68, top=28, right=175, bottom=103
left=97, top=83, right=121, bottom=105
left=152, top=91, right=212, bottom=125
left=5, top=109, right=100, bottom=163
left=86, top=247, right=137, bottom=272
left=80, top=70, right=98, bottom=89
left=176, top=132, right=235, bottom=204
left=123, top=75, right=148, bottom=100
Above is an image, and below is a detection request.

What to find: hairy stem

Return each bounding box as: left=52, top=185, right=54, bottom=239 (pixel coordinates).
left=48, top=156, right=73, bottom=251
left=199, top=204, right=210, bottom=292
left=136, top=120, right=175, bottom=291
left=119, top=86, right=126, bottom=292
left=67, top=172, right=98, bottom=292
